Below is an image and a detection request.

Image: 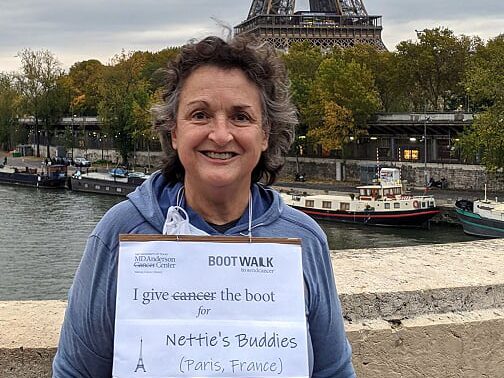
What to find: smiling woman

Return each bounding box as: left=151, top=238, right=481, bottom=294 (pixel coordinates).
left=52, top=35, right=356, bottom=378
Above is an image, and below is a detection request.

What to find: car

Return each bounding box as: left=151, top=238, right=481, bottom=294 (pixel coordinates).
left=73, top=157, right=91, bottom=167
left=50, top=156, right=71, bottom=166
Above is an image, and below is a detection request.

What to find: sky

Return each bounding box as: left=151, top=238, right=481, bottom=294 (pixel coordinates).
left=0, top=0, right=502, bottom=72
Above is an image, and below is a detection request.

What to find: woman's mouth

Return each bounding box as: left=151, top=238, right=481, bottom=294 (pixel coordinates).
left=203, top=151, right=237, bottom=160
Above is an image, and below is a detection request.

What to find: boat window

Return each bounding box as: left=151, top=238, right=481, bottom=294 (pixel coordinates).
left=322, top=201, right=332, bottom=209
left=305, top=200, right=314, bottom=207
left=422, top=202, right=426, bottom=208
left=95, top=185, right=101, bottom=189
left=385, top=203, right=390, bottom=209
left=394, top=203, right=400, bottom=209
left=84, top=183, right=88, bottom=188
left=106, top=186, right=110, bottom=191
left=340, top=202, right=350, bottom=211
left=117, top=188, right=122, bottom=192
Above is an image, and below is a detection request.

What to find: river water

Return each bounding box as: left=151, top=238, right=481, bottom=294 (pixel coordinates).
left=0, top=185, right=478, bottom=301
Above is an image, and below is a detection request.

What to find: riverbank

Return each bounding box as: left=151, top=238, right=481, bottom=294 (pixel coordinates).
left=2, top=239, right=503, bottom=377
left=2, top=153, right=499, bottom=226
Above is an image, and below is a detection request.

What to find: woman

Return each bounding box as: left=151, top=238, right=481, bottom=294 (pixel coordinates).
left=53, top=35, right=355, bottom=377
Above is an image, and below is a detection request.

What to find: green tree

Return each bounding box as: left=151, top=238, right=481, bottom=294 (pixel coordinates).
left=396, top=28, right=476, bottom=111
left=343, top=44, right=409, bottom=112
left=98, top=51, right=152, bottom=164
left=459, top=34, right=504, bottom=170
left=0, top=73, right=20, bottom=151
left=138, top=47, right=181, bottom=91
left=308, top=55, right=381, bottom=151
left=15, top=49, right=64, bottom=157
left=282, top=42, right=324, bottom=134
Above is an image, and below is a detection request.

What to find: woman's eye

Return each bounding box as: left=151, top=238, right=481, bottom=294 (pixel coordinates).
left=192, top=111, right=208, bottom=120
left=234, top=112, right=251, bottom=123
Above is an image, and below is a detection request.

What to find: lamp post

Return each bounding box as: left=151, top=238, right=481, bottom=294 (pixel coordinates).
left=424, top=115, right=431, bottom=186
left=71, top=114, right=76, bottom=159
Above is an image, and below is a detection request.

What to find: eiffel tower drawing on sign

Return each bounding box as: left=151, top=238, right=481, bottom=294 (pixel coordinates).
left=134, top=338, right=146, bottom=373
left=235, top=0, right=386, bottom=50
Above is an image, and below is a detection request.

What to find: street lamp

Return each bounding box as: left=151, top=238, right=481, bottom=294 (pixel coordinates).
left=424, top=116, right=431, bottom=186
left=71, top=114, right=76, bottom=159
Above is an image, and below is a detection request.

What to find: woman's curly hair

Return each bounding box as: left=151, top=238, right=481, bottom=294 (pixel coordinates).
left=152, top=34, right=297, bottom=186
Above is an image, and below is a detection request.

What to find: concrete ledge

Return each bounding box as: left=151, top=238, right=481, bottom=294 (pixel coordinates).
left=347, top=308, right=504, bottom=377
left=1, top=239, right=504, bottom=377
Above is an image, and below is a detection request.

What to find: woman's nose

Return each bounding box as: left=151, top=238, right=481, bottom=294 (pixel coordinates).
left=209, top=115, right=234, bottom=145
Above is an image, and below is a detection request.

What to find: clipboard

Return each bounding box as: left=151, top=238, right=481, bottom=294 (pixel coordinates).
left=113, top=234, right=309, bottom=378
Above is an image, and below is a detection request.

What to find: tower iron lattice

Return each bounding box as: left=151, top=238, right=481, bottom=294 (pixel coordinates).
left=235, top=0, right=386, bottom=50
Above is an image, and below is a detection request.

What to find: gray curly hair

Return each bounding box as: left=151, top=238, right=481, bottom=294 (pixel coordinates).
left=152, top=35, right=297, bottom=186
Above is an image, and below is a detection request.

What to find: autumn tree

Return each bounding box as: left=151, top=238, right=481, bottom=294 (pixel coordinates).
left=98, top=51, right=152, bottom=164
left=67, top=59, right=105, bottom=116
left=308, top=54, right=381, bottom=152
left=458, top=34, right=504, bottom=170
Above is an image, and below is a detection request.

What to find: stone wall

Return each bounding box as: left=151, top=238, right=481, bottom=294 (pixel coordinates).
left=284, top=156, right=504, bottom=191
left=2, top=239, right=504, bottom=377
left=29, top=144, right=504, bottom=191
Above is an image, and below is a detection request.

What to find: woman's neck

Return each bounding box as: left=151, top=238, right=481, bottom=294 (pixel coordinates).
left=183, top=183, right=251, bottom=225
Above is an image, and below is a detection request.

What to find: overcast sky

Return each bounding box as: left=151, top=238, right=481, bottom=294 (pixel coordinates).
left=1, top=0, right=502, bottom=72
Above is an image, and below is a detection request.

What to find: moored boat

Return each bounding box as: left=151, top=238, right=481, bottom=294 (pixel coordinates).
left=70, top=171, right=149, bottom=196
left=455, top=197, right=504, bottom=238
left=281, top=168, right=441, bottom=227
left=0, top=164, right=68, bottom=189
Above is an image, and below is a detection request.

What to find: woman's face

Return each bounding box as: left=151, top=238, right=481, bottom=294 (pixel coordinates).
left=172, top=65, right=268, bottom=193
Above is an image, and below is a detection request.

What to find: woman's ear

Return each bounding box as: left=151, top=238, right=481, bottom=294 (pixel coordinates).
left=171, top=128, right=177, bottom=150
left=261, top=129, right=269, bottom=152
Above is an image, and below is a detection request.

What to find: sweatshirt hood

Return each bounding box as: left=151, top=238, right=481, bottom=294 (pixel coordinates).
left=126, top=171, right=283, bottom=235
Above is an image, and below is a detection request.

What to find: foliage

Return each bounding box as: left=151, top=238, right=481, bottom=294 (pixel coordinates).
left=15, top=49, right=65, bottom=156
left=98, top=51, right=153, bottom=164
left=138, top=47, right=181, bottom=91
left=0, top=73, right=20, bottom=150
left=282, top=42, right=324, bottom=135
left=395, top=28, right=476, bottom=111
left=464, top=34, right=504, bottom=109
left=67, top=59, right=105, bottom=116
left=307, top=55, right=381, bottom=150
left=342, top=44, right=409, bottom=112
left=458, top=35, right=504, bottom=170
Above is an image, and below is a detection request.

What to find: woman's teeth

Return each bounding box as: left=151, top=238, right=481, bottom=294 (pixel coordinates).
left=204, top=152, right=235, bottom=160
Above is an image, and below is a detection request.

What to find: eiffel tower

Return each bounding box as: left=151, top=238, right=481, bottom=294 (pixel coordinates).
left=134, top=338, right=146, bottom=373
left=235, top=0, right=386, bottom=50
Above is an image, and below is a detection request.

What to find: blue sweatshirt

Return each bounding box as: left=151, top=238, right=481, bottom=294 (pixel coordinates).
left=53, top=172, right=355, bottom=377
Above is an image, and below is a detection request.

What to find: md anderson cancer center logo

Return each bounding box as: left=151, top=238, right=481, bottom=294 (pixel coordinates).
left=208, top=255, right=275, bottom=274
left=133, top=253, right=177, bottom=271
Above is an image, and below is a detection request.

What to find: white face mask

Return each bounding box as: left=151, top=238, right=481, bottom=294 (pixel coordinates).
left=162, top=206, right=209, bottom=236
left=162, top=186, right=253, bottom=237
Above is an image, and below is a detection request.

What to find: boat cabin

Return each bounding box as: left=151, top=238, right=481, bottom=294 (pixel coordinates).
left=357, top=183, right=403, bottom=201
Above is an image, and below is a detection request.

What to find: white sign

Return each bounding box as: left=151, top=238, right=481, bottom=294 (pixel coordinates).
left=113, top=237, right=308, bottom=378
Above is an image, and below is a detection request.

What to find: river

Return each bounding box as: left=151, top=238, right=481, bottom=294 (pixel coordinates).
left=0, top=185, right=478, bottom=301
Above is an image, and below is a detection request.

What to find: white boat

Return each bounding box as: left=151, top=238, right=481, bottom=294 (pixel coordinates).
left=281, top=168, right=440, bottom=227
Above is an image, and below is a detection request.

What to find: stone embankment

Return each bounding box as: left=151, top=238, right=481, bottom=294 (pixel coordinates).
left=1, top=239, right=503, bottom=377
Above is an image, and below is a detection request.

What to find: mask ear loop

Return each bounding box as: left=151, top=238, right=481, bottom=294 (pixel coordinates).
left=248, top=190, right=252, bottom=243
left=175, top=185, right=185, bottom=242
